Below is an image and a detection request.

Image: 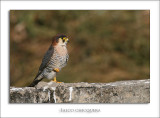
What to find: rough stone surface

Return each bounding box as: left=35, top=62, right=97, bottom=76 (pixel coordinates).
left=10, top=79, right=150, bottom=103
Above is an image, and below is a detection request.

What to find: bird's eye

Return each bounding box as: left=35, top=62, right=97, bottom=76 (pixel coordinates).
left=62, top=37, right=67, bottom=42
left=63, top=37, right=66, bottom=40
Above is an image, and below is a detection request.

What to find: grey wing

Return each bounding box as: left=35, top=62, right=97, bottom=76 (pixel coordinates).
left=30, top=45, right=54, bottom=86
left=38, top=45, right=54, bottom=73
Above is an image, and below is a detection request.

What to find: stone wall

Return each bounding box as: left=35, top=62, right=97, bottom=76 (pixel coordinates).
left=10, top=79, right=150, bottom=103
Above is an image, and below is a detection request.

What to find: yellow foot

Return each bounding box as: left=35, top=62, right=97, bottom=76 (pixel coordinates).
left=52, top=77, right=62, bottom=83
left=56, top=82, right=62, bottom=83
left=53, top=68, right=60, bottom=72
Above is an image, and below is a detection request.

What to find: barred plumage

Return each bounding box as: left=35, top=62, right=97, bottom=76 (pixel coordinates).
left=47, top=48, right=69, bottom=71
left=29, top=34, right=69, bottom=87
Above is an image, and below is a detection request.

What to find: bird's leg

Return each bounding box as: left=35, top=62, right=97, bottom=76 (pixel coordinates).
left=52, top=77, right=57, bottom=82
left=52, top=77, right=62, bottom=83
left=52, top=68, right=62, bottom=83
left=53, top=68, right=60, bottom=72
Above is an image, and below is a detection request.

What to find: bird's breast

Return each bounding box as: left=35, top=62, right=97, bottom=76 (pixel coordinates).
left=55, top=45, right=68, bottom=56
left=47, top=46, right=68, bottom=70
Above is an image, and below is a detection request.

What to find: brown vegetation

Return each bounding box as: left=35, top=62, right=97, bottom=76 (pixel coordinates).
left=10, top=10, right=150, bottom=87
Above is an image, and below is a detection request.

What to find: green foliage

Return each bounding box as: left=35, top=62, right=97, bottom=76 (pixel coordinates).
left=10, top=10, right=150, bottom=87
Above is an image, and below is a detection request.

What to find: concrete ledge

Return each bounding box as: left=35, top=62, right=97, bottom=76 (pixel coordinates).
left=10, top=79, right=150, bottom=103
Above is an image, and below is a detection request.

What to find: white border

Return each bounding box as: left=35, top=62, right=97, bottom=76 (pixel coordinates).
left=1, top=1, right=159, bottom=117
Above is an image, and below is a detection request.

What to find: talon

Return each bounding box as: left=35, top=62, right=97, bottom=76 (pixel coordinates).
left=52, top=77, right=57, bottom=82
left=56, top=82, right=62, bottom=83
left=53, top=68, right=60, bottom=72
left=52, top=77, right=62, bottom=83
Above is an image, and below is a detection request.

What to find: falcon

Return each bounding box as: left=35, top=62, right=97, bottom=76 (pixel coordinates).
left=29, top=34, right=69, bottom=87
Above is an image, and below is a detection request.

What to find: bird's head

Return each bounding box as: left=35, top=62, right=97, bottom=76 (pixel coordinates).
left=52, top=34, right=69, bottom=46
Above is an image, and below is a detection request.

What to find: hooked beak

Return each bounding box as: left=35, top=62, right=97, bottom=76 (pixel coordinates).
left=66, top=38, right=69, bottom=43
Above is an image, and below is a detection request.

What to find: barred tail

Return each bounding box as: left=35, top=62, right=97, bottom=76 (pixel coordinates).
left=28, top=74, right=43, bottom=87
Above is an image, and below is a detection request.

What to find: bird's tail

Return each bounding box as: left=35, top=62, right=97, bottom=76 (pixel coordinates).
left=28, top=74, right=43, bottom=87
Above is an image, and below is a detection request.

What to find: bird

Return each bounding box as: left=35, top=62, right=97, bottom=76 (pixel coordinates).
left=28, top=34, right=69, bottom=87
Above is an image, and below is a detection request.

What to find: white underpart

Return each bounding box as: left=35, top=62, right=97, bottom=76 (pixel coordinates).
left=51, top=87, right=56, bottom=103
left=69, top=87, right=73, bottom=101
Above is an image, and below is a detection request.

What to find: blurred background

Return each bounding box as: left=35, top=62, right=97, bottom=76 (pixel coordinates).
left=10, top=10, right=150, bottom=87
